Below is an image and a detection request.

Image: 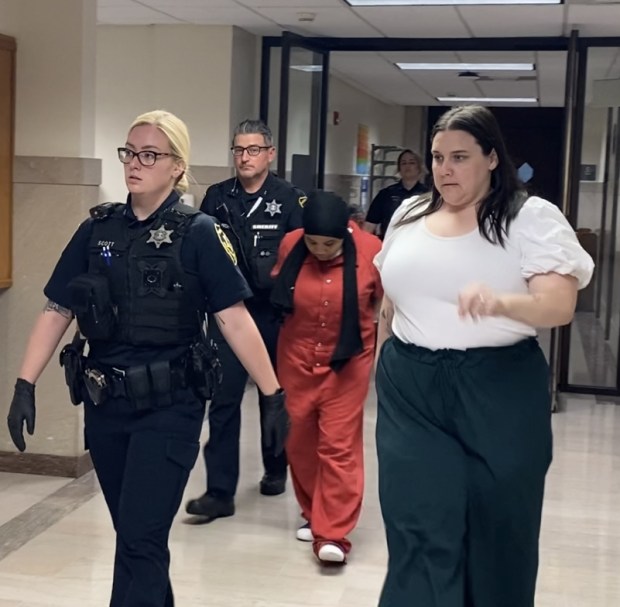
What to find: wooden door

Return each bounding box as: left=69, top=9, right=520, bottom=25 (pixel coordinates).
left=0, top=34, right=15, bottom=289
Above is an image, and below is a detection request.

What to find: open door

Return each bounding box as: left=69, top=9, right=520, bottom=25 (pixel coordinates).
left=277, top=31, right=329, bottom=191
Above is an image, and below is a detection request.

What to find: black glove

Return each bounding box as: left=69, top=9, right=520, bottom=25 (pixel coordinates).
left=7, top=379, right=36, bottom=452
left=259, top=388, right=289, bottom=457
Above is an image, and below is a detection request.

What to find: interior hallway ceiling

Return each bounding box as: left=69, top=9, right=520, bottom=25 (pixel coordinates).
left=97, top=0, right=620, bottom=107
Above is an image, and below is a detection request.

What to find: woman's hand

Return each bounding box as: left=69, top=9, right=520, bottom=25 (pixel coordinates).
left=458, top=283, right=504, bottom=321
left=458, top=273, right=578, bottom=328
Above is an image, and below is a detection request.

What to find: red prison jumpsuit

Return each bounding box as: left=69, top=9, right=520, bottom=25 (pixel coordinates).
left=272, top=222, right=383, bottom=555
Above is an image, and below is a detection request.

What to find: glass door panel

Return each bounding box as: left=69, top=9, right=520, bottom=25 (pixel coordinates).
left=565, top=46, right=620, bottom=393
left=277, top=32, right=329, bottom=191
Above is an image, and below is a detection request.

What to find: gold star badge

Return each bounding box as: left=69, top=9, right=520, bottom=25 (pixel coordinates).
left=146, top=225, right=173, bottom=249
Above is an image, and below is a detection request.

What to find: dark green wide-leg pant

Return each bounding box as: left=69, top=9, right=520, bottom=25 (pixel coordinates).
left=375, top=337, right=552, bottom=607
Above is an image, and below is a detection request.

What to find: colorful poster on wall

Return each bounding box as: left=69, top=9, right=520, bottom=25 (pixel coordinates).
left=356, top=123, right=369, bottom=175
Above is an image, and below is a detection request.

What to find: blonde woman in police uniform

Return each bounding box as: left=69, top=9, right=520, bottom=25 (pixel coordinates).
left=6, top=110, right=288, bottom=607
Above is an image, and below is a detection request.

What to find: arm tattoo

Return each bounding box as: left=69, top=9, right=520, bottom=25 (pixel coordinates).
left=44, top=299, right=73, bottom=319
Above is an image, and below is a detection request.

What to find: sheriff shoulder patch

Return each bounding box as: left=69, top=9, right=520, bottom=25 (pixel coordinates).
left=298, top=195, right=307, bottom=208
left=214, top=224, right=237, bottom=265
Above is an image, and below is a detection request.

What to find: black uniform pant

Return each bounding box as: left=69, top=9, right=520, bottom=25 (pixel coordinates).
left=84, top=388, right=204, bottom=607
left=375, top=337, right=552, bottom=607
left=203, top=298, right=287, bottom=498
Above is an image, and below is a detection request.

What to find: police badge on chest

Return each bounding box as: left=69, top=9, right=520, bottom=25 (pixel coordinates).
left=147, top=225, right=174, bottom=249
left=264, top=200, right=282, bottom=217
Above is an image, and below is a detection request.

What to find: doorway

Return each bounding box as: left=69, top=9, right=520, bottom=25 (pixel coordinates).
left=260, top=34, right=620, bottom=398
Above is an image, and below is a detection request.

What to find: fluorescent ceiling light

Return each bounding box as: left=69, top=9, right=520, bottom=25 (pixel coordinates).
left=346, top=0, right=561, bottom=5
left=291, top=65, right=323, bottom=72
left=437, top=97, right=538, bottom=103
left=397, top=62, right=534, bottom=71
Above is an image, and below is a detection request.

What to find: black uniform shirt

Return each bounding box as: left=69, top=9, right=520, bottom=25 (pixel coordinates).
left=366, top=180, right=429, bottom=238
left=200, top=172, right=305, bottom=299
left=44, top=190, right=253, bottom=366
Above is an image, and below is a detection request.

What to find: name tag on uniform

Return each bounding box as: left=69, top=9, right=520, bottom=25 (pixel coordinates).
left=251, top=224, right=279, bottom=230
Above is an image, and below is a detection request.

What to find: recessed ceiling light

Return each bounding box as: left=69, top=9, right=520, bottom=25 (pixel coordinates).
left=397, top=63, right=535, bottom=71
left=290, top=65, right=323, bottom=72
left=347, top=0, right=560, bottom=5
left=437, top=96, right=538, bottom=103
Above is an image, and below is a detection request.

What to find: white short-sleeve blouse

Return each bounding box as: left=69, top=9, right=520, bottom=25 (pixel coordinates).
left=374, top=196, right=595, bottom=350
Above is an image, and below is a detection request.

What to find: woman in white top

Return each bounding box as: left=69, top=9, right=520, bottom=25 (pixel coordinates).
left=373, top=104, right=594, bottom=607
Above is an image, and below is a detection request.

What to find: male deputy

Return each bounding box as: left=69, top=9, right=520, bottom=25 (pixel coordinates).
left=186, top=119, right=305, bottom=521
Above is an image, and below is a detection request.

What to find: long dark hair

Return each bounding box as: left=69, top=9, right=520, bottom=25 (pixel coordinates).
left=397, top=105, right=526, bottom=246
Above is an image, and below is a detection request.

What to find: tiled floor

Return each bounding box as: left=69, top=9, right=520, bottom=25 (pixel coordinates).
left=0, top=389, right=619, bottom=606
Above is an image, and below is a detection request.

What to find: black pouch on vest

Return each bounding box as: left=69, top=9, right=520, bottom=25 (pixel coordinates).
left=124, top=365, right=153, bottom=410
left=251, top=234, right=279, bottom=291
left=68, top=273, right=117, bottom=340
left=59, top=331, right=87, bottom=405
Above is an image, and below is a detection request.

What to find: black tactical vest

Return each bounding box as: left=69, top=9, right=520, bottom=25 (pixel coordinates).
left=83, top=201, right=205, bottom=346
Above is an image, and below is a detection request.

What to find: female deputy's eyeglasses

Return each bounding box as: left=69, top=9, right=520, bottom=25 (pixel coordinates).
left=230, top=145, right=272, bottom=157
left=117, top=147, right=176, bottom=166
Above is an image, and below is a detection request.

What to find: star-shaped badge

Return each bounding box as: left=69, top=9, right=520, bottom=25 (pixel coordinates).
left=264, top=200, right=282, bottom=217
left=146, top=225, right=174, bottom=249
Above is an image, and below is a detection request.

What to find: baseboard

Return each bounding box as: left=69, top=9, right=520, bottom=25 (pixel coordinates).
left=0, top=450, right=93, bottom=478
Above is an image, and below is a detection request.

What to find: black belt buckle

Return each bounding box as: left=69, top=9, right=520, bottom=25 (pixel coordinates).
left=84, top=367, right=110, bottom=406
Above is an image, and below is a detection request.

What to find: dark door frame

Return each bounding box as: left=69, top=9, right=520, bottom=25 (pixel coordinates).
left=276, top=31, right=330, bottom=188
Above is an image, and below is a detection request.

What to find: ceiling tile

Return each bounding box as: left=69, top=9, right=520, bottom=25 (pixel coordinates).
left=97, top=6, right=181, bottom=24
left=142, top=0, right=231, bottom=6
left=459, top=6, right=564, bottom=37
left=256, top=6, right=380, bottom=37
left=348, top=6, right=471, bottom=38
left=567, top=5, right=620, bottom=37
left=238, top=0, right=340, bottom=7
left=152, top=6, right=277, bottom=28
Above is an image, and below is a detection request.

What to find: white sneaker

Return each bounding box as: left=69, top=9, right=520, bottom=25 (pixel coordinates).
left=317, top=543, right=346, bottom=563
left=296, top=522, right=313, bottom=542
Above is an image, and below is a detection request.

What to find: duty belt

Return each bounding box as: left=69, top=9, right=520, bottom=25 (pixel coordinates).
left=84, top=356, right=190, bottom=409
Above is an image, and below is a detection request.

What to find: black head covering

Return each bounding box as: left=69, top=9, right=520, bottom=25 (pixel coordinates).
left=302, top=191, right=350, bottom=238
left=271, top=190, right=363, bottom=371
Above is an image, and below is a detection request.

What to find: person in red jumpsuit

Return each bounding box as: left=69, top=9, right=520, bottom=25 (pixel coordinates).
left=271, top=191, right=383, bottom=565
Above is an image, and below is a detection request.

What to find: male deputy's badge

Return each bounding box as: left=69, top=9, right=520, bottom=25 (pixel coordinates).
left=146, top=225, right=173, bottom=249
left=298, top=195, right=307, bottom=208
left=214, top=224, right=237, bottom=265
left=265, top=200, right=282, bottom=217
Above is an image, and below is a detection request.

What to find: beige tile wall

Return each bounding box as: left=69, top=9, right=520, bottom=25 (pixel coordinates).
left=0, top=157, right=100, bottom=474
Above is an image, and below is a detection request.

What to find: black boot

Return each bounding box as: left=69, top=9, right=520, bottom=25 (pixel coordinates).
left=259, top=472, right=287, bottom=496
left=185, top=493, right=235, bottom=520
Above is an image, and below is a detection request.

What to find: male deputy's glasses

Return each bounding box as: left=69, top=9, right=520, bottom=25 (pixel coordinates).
left=231, top=145, right=272, bottom=157
left=117, top=147, right=175, bottom=166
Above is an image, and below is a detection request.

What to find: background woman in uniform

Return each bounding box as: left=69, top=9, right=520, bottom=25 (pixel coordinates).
left=271, top=191, right=382, bottom=565
left=6, top=110, right=288, bottom=607
left=373, top=104, right=594, bottom=607
left=364, top=148, right=429, bottom=239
